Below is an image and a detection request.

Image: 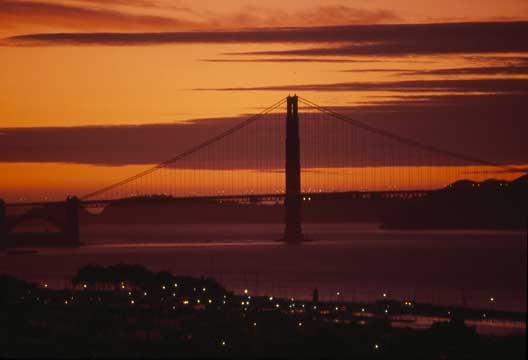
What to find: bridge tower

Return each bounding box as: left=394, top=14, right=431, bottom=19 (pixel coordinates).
left=284, top=95, right=303, bottom=243
left=65, top=196, right=80, bottom=246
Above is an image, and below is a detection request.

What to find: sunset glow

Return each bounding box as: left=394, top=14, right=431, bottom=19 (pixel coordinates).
left=1, top=0, right=527, bottom=200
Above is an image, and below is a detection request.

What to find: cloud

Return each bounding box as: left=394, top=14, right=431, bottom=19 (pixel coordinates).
left=463, top=56, right=528, bottom=65
left=338, top=66, right=528, bottom=76
left=0, top=0, right=197, bottom=32
left=193, top=78, right=528, bottom=93
left=202, top=5, right=401, bottom=29
left=0, top=94, right=526, bottom=167
left=0, top=1, right=401, bottom=36
left=341, top=68, right=412, bottom=73
left=201, top=58, right=391, bottom=63
left=403, top=66, right=528, bottom=76
left=2, top=21, right=527, bottom=56
left=71, top=0, right=188, bottom=9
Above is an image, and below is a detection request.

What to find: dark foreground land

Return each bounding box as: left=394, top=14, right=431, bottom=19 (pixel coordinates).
left=1, top=265, right=525, bottom=359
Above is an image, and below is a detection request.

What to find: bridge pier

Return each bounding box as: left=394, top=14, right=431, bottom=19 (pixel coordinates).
left=65, top=196, right=80, bottom=246
left=284, top=95, right=304, bottom=243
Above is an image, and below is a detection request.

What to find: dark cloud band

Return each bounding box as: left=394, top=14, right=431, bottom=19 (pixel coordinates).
left=3, top=21, right=528, bottom=58
left=193, top=78, right=528, bottom=93
left=0, top=94, right=526, bottom=167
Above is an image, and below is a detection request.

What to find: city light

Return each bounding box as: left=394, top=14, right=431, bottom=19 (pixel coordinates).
left=244, top=289, right=248, bottom=294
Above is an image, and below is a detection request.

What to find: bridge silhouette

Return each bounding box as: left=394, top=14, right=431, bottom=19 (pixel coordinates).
left=0, top=95, right=523, bottom=246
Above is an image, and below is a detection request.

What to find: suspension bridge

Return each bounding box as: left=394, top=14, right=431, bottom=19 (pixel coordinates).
left=0, top=95, right=524, bottom=246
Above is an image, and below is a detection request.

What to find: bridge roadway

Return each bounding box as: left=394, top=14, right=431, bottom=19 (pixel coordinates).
left=5, top=189, right=433, bottom=209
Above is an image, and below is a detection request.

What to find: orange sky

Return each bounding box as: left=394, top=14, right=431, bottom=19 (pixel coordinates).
left=0, top=1, right=527, bottom=201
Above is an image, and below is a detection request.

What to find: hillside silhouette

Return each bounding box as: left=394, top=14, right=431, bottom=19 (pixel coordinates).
left=81, top=175, right=527, bottom=230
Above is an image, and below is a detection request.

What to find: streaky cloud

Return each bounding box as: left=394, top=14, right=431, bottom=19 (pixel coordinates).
left=0, top=94, right=526, bottom=167
left=404, top=65, right=528, bottom=76
left=2, top=22, right=527, bottom=58
left=193, top=78, right=528, bottom=93
left=201, top=58, right=390, bottom=63
left=0, top=0, right=196, bottom=32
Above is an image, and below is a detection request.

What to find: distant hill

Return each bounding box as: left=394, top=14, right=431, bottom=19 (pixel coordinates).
left=81, top=175, right=527, bottom=230
left=381, top=174, right=527, bottom=230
